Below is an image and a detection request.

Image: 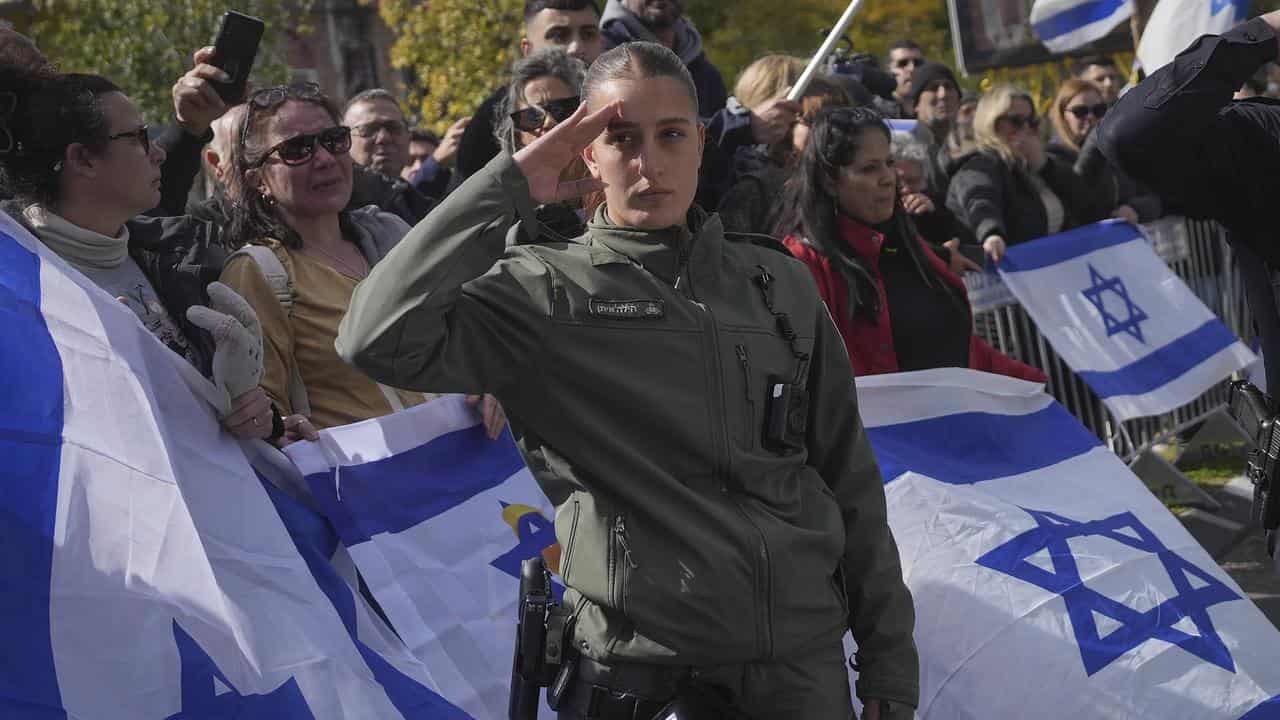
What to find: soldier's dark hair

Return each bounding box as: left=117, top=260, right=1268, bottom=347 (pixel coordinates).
left=582, top=41, right=697, bottom=113
left=778, top=105, right=953, bottom=321
left=524, top=0, right=601, bottom=21
left=0, top=69, right=120, bottom=206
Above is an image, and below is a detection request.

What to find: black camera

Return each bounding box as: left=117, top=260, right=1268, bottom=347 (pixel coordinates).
left=765, top=377, right=809, bottom=455
left=1227, top=381, right=1280, bottom=555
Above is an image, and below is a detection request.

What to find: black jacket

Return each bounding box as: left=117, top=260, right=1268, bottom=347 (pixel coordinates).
left=1098, top=17, right=1280, bottom=265
left=1047, top=135, right=1162, bottom=222
left=454, top=85, right=507, bottom=185
left=347, top=165, right=437, bottom=226
left=946, top=149, right=1105, bottom=246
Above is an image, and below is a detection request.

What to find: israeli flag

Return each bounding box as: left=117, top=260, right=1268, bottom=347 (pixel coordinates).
left=860, top=368, right=1280, bottom=718
left=286, top=397, right=557, bottom=720
left=0, top=211, right=466, bottom=719
left=1030, top=0, right=1133, bottom=53
left=1138, top=0, right=1251, bottom=74
left=998, top=221, right=1254, bottom=422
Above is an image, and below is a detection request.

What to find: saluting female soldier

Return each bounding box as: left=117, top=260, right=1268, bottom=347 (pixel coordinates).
left=337, top=42, right=918, bottom=720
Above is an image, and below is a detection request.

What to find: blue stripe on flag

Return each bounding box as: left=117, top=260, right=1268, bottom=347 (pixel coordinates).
left=1002, top=222, right=1142, bottom=273
left=264, top=482, right=471, bottom=719
left=0, top=231, right=66, bottom=718
left=1076, top=320, right=1239, bottom=398
left=306, top=424, right=527, bottom=545
left=1240, top=694, right=1280, bottom=718
left=1032, top=0, right=1129, bottom=41
left=867, top=404, right=1101, bottom=485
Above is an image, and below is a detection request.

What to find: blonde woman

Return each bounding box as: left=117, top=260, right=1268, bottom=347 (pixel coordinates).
left=946, top=84, right=1103, bottom=261
left=1047, top=78, right=1161, bottom=225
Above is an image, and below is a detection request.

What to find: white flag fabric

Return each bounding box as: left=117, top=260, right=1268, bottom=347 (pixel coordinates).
left=860, top=368, right=1280, bottom=719
left=998, top=221, right=1254, bottom=421
left=286, top=397, right=557, bottom=720
left=1137, top=0, right=1249, bottom=74
left=1030, top=0, right=1133, bottom=53
left=0, top=212, right=468, bottom=719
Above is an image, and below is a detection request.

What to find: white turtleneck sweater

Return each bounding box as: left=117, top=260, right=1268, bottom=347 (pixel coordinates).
left=23, top=205, right=201, bottom=368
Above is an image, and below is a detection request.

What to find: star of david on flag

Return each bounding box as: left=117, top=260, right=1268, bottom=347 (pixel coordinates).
left=1081, top=263, right=1149, bottom=344
left=998, top=221, right=1254, bottom=421
left=856, top=369, right=1280, bottom=719
left=976, top=507, right=1240, bottom=676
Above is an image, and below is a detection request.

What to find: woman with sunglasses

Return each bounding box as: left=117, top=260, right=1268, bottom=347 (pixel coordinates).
left=493, top=49, right=590, bottom=242
left=217, top=84, right=505, bottom=437
left=1047, top=79, right=1161, bottom=226
left=946, top=84, right=1105, bottom=262
left=0, top=68, right=291, bottom=443
left=338, top=42, right=918, bottom=719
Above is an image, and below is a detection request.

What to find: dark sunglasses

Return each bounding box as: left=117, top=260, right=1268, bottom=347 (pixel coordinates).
left=351, top=119, right=409, bottom=138
left=510, top=96, right=580, bottom=133
left=257, top=126, right=352, bottom=167
left=107, top=125, right=151, bottom=155
left=1066, top=103, right=1108, bottom=120
left=999, top=113, right=1040, bottom=131
left=894, top=57, right=925, bottom=69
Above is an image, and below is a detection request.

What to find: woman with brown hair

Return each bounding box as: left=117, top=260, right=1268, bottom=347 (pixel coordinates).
left=218, top=83, right=504, bottom=435
left=1047, top=78, right=1161, bottom=224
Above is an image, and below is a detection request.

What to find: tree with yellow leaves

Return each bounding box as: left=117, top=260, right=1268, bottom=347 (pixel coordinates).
left=685, top=0, right=951, bottom=93
left=380, top=0, right=523, bottom=135
left=29, top=0, right=308, bottom=125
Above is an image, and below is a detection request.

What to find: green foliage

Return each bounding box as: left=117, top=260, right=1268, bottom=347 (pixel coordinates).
left=380, top=0, right=523, bottom=135
left=30, top=0, right=310, bottom=125
left=685, top=0, right=951, bottom=94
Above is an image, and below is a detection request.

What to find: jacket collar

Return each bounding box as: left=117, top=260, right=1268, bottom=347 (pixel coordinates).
left=836, top=212, right=884, bottom=260
left=600, top=0, right=705, bottom=65
left=585, top=204, right=723, bottom=285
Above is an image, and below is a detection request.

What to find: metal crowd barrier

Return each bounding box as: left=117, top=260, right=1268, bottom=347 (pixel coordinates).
left=966, top=217, right=1253, bottom=463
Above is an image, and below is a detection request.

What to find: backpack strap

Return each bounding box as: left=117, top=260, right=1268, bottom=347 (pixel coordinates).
left=227, top=245, right=311, bottom=417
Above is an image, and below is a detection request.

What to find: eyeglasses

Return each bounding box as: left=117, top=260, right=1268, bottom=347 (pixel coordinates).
left=893, top=57, right=925, bottom=69
left=351, top=119, right=409, bottom=138
left=106, top=125, right=151, bottom=155
left=510, top=96, right=580, bottom=133
left=999, top=114, right=1040, bottom=131
left=1065, top=103, right=1108, bottom=120
left=257, top=126, right=352, bottom=167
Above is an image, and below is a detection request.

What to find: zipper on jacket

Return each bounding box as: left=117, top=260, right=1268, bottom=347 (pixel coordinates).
left=735, top=343, right=755, bottom=451
left=613, top=515, right=637, bottom=613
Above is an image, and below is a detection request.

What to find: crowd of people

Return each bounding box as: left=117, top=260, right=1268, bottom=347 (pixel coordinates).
left=5, top=0, right=1274, bottom=717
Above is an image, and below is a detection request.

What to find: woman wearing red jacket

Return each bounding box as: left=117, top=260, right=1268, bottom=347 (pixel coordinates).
left=775, top=106, right=1045, bottom=382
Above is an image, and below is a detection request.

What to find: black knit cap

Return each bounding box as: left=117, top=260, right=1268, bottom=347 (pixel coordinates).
left=908, top=62, right=960, bottom=110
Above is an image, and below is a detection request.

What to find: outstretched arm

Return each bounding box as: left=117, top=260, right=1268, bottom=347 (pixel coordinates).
left=336, top=101, right=619, bottom=395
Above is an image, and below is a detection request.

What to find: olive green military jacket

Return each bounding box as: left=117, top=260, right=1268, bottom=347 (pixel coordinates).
left=336, top=154, right=919, bottom=708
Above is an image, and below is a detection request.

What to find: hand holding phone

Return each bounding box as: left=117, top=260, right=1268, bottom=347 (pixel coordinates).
left=209, top=11, right=264, bottom=104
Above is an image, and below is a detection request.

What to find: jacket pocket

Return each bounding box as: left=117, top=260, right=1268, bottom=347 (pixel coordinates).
left=610, top=515, right=638, bottom=616
left=557, top=498, right=582, bottom=581
left=734, top=343, right=756, bottom=452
